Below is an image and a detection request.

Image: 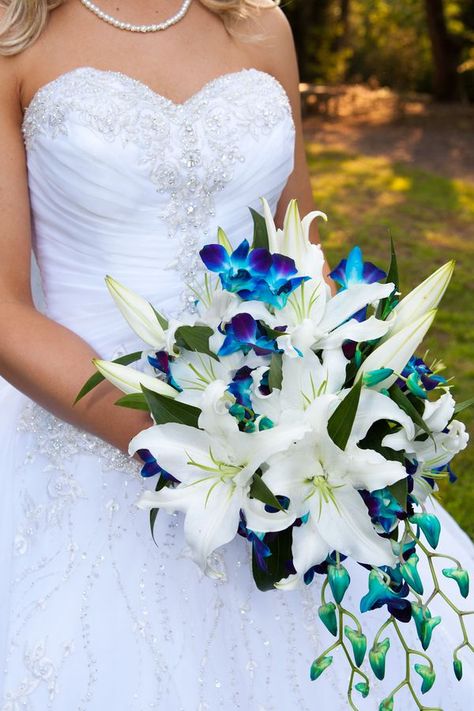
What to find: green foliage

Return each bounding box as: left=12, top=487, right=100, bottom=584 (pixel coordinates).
left=283, top=0, right=474, bottom=100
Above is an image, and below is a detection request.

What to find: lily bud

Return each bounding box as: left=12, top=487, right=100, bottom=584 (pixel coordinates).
left=414, top=663, right=436, bottom=694
left=356, top=310, right=437, bottom=390
left=318, top=602, right=338, bottom=637
left=310, top=655, right=333, bottom=681
left=442, top=567, right=469, bottom=598
left=217, top=227, right=233, bottom=254
left=381, top=261, right=454, bottom=341
left=369, top=637, right=390, bottom=680
left=105, top=276, right=167, bottom=348
left=327, top=564, right=351, bottom=604
left=260, top=197, right=327, bottom=280
left=344, top=626, right=367, bottom=666
left=93, top=359, right=177, bottom=398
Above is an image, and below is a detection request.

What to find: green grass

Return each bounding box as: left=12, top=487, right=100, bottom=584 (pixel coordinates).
left=306, top=143, right=474, bottom=537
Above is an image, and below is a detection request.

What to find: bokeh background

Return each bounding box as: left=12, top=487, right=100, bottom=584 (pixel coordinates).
left=283, top=0, right=474, bottom=536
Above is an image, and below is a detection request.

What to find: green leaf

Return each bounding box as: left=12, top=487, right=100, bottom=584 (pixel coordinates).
left=149, top=475, right=169, bottom=545
left=141, top=385, right=201, bottom=427
left=252, top=524, right=294, bottom=592
left=174, top=325, right=218, bottom=360
left=389, top=478, right=408, bottom=511
left=377, top=236, right=399, bottom=320
left=152, top=305, right=169, bottom=330
left=114, top=393, right=149, bottom=411
left=386, top=235, right=399, bottom=292
left=453, top=397, right=474, bottom=416
left=327, top=379, right=362, bottom=450
left=389, top=385, right=431, bottom=436
left=249, top=472, right=285, bottom=512
left=250, top=206, right=269, bottom=250
left=74, top=350, right=143, bottom=405
left=268, top=354, right=283, bottom=391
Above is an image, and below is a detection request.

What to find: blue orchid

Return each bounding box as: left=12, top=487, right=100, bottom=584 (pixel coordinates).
left=361, top=487, right=406, bottom=533
left=135, top=448, right=179, bottom=483
left=200, top=239, right=309, bottom=309
left=330, top=246, right=386, bottom=290
left=227, top=366, right=274, bottom=431
left=218, top=313, right=281, bottom=357
left=148, top=351, right=183, bottom=392
left=398, top=356, right=447, bottom=399
left=238, top=512, right=272, bottom=572
left=360, top=567, right=411, bottom=622
left=329, top=246, right=387, bottom=321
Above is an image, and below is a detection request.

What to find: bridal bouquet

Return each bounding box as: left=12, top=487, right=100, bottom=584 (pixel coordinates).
left=77, top=200, right=472, bottom=709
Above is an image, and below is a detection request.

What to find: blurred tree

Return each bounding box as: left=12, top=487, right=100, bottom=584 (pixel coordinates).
left=424, top=0, right=462, bottom=99
left=282, top=0, right=473, bottom=101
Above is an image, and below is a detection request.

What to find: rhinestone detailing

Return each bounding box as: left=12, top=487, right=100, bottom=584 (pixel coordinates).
left=16, top=401, right=142, bottom=477
left=22, top=67, right=295, bottom=314
left=80, top=0, right=193, bottom=33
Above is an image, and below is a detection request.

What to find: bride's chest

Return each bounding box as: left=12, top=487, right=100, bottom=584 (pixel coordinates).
left=22, top=66, right=295, bottom=199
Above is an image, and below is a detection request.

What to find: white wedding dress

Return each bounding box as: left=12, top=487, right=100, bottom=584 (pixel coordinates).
left=0, top=66, right=473, bottom=710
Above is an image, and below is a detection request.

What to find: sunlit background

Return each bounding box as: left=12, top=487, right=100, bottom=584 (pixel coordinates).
left=283, top=0, right=474, bottom=535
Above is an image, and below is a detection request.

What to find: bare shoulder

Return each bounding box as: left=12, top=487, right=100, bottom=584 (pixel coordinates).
left=239, top=5, right=295, bottom=60
left=237, top=4, right=299, bottom=94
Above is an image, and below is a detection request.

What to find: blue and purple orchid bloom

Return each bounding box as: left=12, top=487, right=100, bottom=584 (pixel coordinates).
left=200, top=239, right=309, bottom=309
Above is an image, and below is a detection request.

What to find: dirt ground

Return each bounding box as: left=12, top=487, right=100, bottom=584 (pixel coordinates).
left=302, top=85, right=474, bottom=183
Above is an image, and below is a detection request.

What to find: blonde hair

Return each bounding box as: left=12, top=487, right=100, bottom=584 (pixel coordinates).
left=0, top=0, right=278, bottom=55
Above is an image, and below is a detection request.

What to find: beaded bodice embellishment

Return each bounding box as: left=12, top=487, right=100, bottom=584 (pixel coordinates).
left=22, top=67, right=295, bottom=314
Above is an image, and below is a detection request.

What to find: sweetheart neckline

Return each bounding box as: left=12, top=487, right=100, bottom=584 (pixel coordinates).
left=22, top=66, right=292, bottom=124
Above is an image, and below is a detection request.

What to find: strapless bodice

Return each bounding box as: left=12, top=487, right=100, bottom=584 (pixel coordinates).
left=22, top=66, right=295, bottom=356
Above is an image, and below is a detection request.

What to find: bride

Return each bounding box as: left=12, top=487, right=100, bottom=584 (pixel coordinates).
left=0, top=1, right=472, bottom=708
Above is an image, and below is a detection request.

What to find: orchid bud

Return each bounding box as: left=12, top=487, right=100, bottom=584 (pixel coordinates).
left=409, top=513, right=441, bottom=549
left=318, top=602, right=338, bottom=637
left=442, top=567, right=469, bottom=599
left=327, top=564, right=351, bottom=604
left=369, top=637, right=391, bottom=680
left=414, top=663, right=436, bottom=694
left=344, top=626, right=367, bottom=667
left=401, top=553, right=424, bottom=595
left=453, top=657, right=463, bottom=681
left=310, top=655, right=333, bottom=681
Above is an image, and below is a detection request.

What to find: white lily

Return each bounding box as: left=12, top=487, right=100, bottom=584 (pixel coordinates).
left=356, top=309, right=437, bottom=390
left=93, top=359, right=177, bottom=398
left=265, top=279, right=393, bottom=358
left=383, top=392, right=469, bottom=503
left=132, top=388, right=306, bottom=578
left=261, top=197, right=328, bottom=281
left=380, top=261, right=454, bottom=342
left=171, top=351, right=246, bottom=408
left=249, top=390, right=415, bottom=583
left=250, top=349, right=347, bottom=426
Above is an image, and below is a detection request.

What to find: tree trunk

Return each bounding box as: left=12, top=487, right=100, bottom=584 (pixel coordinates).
left=333, top=0, right=351, bottom=53
left=424, top=0, right=461, bottom=101
left=283, top=0, right=333, bottom=82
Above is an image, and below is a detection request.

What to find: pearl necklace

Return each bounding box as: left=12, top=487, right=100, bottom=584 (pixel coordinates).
left=79, top=0, right=193, bottom=32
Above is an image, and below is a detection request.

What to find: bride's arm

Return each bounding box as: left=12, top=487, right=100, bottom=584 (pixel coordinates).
left=0, top=57, right=151, bottom=455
